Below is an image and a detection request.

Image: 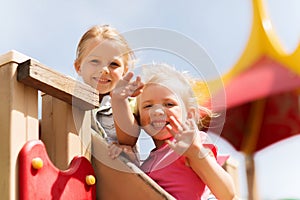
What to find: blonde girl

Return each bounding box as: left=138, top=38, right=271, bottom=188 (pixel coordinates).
left=111, top=63, right=236, bottom=200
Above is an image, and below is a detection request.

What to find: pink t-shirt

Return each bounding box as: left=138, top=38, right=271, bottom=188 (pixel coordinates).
left=141, top=141, right=217, bottom=200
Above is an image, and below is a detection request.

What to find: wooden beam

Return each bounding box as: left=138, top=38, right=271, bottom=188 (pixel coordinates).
left=17, top=59, right=99, bottom=110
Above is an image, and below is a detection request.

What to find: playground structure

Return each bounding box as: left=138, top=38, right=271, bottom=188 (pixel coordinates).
left=3, top=0, right=298, bottom=198
left=0, top=50, right=239, bottom=199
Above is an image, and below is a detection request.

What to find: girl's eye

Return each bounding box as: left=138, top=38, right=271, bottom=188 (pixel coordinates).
left=90, top=59, right=100, bottom=65
left=109, top=61, right=121, bottom=68
left=164, top=102, right=175, bottom=107
left=143, top=104, right=152, bottom=109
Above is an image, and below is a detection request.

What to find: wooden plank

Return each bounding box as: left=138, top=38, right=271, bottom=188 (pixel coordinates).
left=17, top=59, right=99, bottom=110
left=91, top=131, right=175, bottom=200
left=41, top=95, right=92, bottom=170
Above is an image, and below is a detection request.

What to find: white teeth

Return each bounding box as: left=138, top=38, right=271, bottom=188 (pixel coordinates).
left=95, top=78, right=109, bottom=82
left=152, top=121, right=166, bottom=128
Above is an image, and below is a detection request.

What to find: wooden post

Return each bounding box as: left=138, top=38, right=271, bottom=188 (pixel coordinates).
left=240, top=100, right=264, bottom=200
left=0, top=50, right=39, bottom=199
left=17, top=59, right=99, bottom=170
left=246, top=154, right=260, bottom=200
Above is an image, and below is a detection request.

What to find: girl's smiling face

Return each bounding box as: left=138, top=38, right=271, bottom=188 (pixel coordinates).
left=138, top=83, right=184, bottom=141
left=77, top=39, right=127, bottom=94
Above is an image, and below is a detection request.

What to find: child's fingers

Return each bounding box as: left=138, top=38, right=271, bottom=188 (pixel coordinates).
left=135, top=81, right=144, bottom=92
left=130, top=89, right=142, bottom=97
left=136, top=75, right=141, bottom=83
left=166, top=123, right=183, bottom=142
left=166, top=124, right=177, bottom=137
left=108, top=144, right=122, bottom=159
left=130, top=78, right=144, bottom=97
left=183, top=119, right=196, bottom=133
left=123, top=72, right=134, bottom=82
left=165, top=139, right=176, bottom=150
left=132, top=76, right=144, bottom=88
left=170, top=116, right=193, bottom=133
left=135, top=76, right=144, bottom=87
left=189, top=118, right=198, bottom=130
left=169, top=116, right=184, bottom=132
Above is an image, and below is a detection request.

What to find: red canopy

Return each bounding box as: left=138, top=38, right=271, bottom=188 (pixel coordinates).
left=211, top=56, right=300, bottom=153
left=223, top=56, right=300, bottom=109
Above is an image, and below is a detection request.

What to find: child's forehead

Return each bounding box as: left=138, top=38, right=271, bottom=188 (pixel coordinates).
left=90, top=39, right=123, bottom=52
left=85, top=40, right=126, bottom=59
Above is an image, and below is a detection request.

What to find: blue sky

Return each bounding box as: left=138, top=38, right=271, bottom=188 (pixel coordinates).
left=1, top=0, right=299, bottom=199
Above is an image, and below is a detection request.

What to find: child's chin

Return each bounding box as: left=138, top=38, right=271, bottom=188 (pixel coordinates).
left=151, top=127, right=167, bottom=135
left=153, top=132, right=172, bottom=141
left=153, top=126, right=165, bottom=131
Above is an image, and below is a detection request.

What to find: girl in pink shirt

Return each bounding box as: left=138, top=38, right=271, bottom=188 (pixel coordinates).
left=111, top=63, right=237, bottom=200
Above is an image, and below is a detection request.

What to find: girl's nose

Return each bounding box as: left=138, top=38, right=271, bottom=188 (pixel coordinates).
left=100, top=66, right=109, bottom=74
left=150, top=104, right=165, bottom=116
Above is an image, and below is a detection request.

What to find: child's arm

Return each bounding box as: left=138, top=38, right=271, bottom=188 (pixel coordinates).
left=111, top=72, right=144, bottom=146
left=186, top=143, right=236, bottom=200
left=166, top=116, right=237, bottom=200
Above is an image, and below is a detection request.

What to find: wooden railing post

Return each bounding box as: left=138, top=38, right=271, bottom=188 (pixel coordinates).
left=0, top=50, right=39, bottom=199
left=17, top=58, right=99, bottom=170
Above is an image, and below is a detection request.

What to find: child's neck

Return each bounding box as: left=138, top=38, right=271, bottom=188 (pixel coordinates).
left=153, top=137, right=173, bottom=150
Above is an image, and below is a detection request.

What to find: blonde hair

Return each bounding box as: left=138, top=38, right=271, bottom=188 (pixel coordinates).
left=74, top=24, right=135, bottom=69
left=136, top=63, right=215, bottom=130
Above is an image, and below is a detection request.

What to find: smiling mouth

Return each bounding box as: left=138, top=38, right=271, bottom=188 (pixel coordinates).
left=151, top=121, right=170, bottom=130
left=94, top=77, right=111, bottom=84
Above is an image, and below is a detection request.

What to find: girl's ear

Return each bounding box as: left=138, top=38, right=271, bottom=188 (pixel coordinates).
left=187, top=107, right=197, bottom=120
left=74, top=60, right=81, bottom=74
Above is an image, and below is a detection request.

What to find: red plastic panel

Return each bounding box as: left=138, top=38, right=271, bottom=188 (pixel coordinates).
left=18, top=140, right=96, bottom=200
